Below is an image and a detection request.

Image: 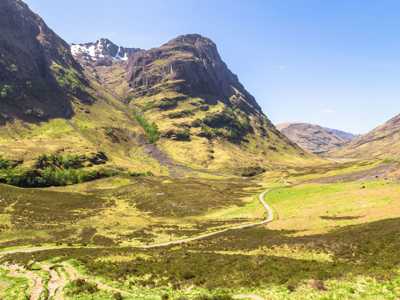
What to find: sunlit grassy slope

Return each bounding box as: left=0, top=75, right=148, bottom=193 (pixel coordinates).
left=0, top=160, right=399, bottom=299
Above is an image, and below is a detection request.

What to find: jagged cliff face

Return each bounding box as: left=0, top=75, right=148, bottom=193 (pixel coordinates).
left=127, top=34, right=262, bottom=114
left=0, top=0, right=88, bottom=123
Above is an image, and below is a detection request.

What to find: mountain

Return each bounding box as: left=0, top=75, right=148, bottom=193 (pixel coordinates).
left=0, top=0, right=90, bottom=124
left=71, top=38, right=141, bottom=66
left=277, top=123, right=356, bottom=154
left=330, top=114, right=400, bottom=159
left=127, top=34, right=262, bottom=114
left=0, top=1, right=315, bottom=176
left=121, top=34, right=311, bottom=170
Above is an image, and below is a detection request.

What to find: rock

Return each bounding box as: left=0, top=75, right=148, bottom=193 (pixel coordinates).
left=239, top=166, right=266, bottom=177
left=71, top=38, right=142, bottom=66
left=89, top=152, right=108, bottom=165
left=126, top=34, right=262, bottom=114
left=0, top=0, right=89, bottom=122
left=161, top=129, right=191, bottom=141
left=309, top=279, right=327, bottom=291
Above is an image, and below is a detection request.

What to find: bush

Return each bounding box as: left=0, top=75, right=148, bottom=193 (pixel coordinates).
left=35, top=154, right=84, bottom=169
left=0, top=84, right=14, bottom=98
left=129, top=171, right=154, bottom=177
left=66, top=279, right=98, bottom=295
left=134, top=113, right=160, bottom=143
left=0, top=154, right=117, bottom=188
left=0, top=157, right=12, bottom=169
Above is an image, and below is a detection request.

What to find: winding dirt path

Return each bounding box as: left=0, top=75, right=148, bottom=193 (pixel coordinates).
left=6, top=264, right=45, bottom=300
left=0, top=189, right=274, bottom=299
left=42, top=264, right=68, bottom=300
left=141, top=189, right=273, bottom=248
left=0, top=189, right=273, bottom=255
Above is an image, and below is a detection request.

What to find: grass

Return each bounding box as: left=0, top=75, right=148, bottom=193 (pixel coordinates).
left=267, top=179, right=399, bottom=235
left=0, top=175, right=264, bottom=248
left=0, top=268, right=30, bottom=300
left=0, top=156, right=399, bottom=299
left=134, top=112, right=160, bottom=144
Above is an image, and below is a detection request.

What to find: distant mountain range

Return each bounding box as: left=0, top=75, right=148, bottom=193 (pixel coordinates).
left=277, top=123, right=357, bottom=154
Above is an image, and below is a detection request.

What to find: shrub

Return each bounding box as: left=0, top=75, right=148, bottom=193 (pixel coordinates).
left=0, top=157, right=12, bottom=169
left=35, top=154, right=84, bottom=169
left=0, top=84, right=14, bottom=98
left=0, top=163, right=117, bottom=188
left=66, top=279, right=98, bottom=295
left=113, top=292, right=123, bottom=300
left=129, top=171, right=154, bottom=177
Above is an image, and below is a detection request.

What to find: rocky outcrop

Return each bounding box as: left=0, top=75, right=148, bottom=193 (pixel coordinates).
left=0, top=0, right=89, bottom=123
left=127, top=34, right=262, bottom=115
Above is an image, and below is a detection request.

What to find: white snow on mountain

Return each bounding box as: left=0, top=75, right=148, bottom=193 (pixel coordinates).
left=71, top=38, right=140, bottom=62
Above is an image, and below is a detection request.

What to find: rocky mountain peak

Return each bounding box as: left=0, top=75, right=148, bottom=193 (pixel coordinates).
left=71, top=38, right=141, bottom=66
left=127, top=34, right=262, bottom=115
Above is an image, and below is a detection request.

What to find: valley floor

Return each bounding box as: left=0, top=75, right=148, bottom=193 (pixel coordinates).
left=0, top=159, right=399, bottom=299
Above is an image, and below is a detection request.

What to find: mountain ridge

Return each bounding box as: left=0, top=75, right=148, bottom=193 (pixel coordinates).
left=330, top=113, right=400, bottom=159
left=71, top=38, right=142, bottom=66
left=0, top=0, right=91, bottom=123
left=0, top=0, right=317, bottom=176
left=277, top=122, right=356, bottom=154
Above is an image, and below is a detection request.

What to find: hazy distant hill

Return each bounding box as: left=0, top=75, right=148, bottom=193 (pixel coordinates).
left=330, top=114, right=400, bottom=159
left=277, top=122, right=356, bottom=154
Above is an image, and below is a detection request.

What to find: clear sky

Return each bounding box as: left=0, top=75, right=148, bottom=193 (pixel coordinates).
left=25, top=0, right=400, bottom=134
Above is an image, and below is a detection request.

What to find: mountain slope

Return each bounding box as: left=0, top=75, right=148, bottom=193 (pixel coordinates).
left=0, top=0, right=90, bottom=123
left=331, top=114, right=400, bottom=159
left=122, top=34, right=312, bottom=170
left=277, top=123, right=356, bottom=154
left=0, top=1, right=317, bottom=176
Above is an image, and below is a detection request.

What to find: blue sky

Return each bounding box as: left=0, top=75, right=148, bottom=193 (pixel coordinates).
left=25, top=0, right=400, bottom=134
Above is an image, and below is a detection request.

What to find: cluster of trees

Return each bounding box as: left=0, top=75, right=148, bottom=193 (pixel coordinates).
left=0, top=154, right=116, bottom=188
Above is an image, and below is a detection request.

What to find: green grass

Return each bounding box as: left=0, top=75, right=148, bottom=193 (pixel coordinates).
left=134, top=112, right=160, bottom=143
left=1, top=162, right=400, bottom=299
left=0, top=268, right=30, bottom=300
left=51, top=62, right=85, bottom=93
left=267, top=179, right=398, bottom=234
